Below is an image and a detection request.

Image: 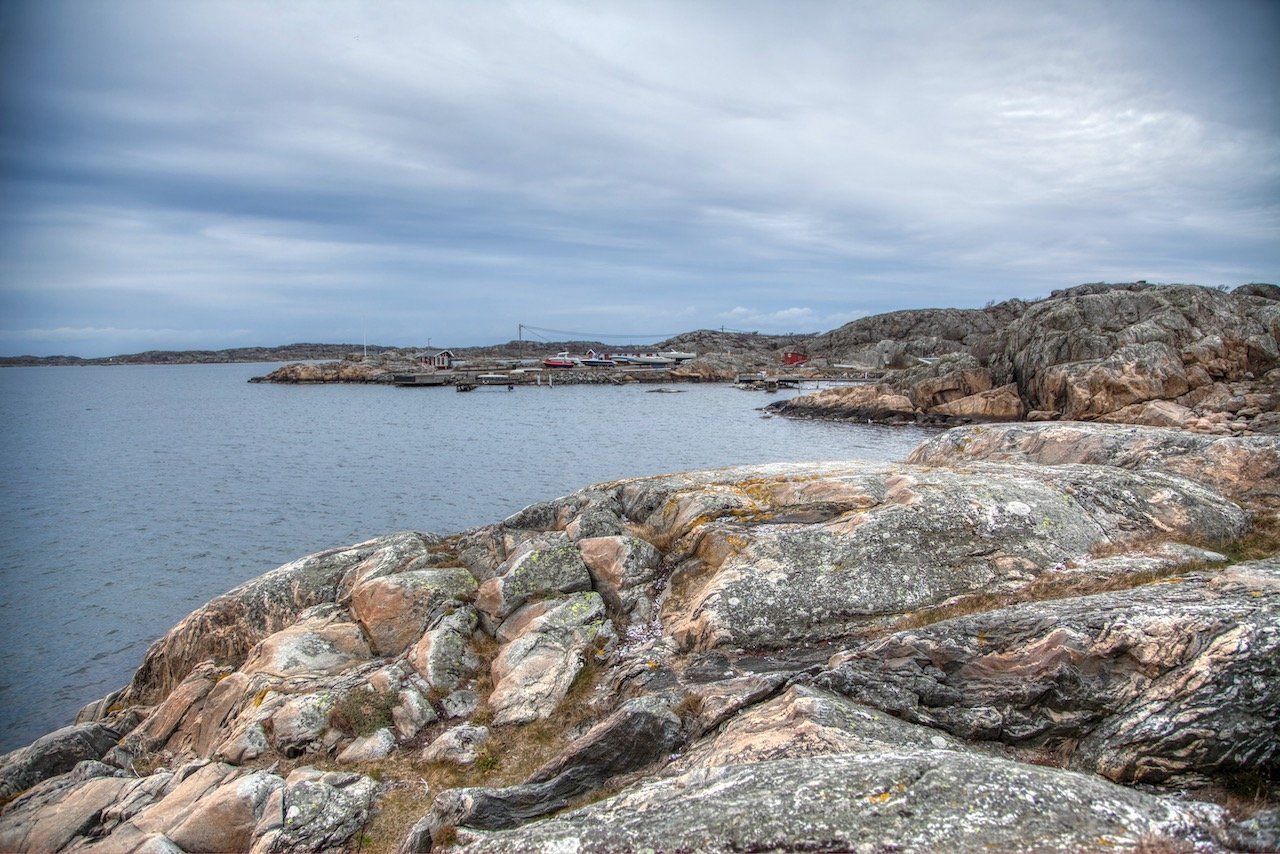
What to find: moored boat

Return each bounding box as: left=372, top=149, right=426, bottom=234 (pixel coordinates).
left=542, top=352, right=579, bottom=368
left=623, top=353, right=675, bottom=366
left=578, top=349, right=616, bottom=367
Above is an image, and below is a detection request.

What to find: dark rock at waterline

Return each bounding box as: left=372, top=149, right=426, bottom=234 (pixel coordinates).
left=0, top=723, right=125, bottom=803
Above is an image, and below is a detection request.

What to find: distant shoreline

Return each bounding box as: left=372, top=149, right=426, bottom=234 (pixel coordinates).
left=0, top=344, right=392, bottom=367
left=0, top=330, right=811, bottom=368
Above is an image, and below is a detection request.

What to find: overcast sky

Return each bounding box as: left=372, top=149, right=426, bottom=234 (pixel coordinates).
left=1, top=0, right=1277, bottom=356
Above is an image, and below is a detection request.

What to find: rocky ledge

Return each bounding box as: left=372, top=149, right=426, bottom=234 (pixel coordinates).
left=776, top=282, right=1280, bottom=432
left=2, top=424, right=1278, bottom=852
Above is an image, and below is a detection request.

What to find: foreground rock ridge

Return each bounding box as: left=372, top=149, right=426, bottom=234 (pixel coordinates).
left=2, top=423, right=1278, bottom=852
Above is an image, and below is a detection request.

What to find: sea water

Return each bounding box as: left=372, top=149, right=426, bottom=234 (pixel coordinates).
left=0, top=364, right=934, bottom=750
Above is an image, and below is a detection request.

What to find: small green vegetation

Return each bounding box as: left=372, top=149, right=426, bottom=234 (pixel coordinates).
left=329, top=688, right=399, bottom=736
left=474, top=745, right=500, bottom=772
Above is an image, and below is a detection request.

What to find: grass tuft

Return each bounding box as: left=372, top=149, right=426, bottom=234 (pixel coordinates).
left=330, top=688, right=400, bottom=737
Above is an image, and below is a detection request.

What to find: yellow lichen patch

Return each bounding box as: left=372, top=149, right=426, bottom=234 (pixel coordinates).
left=733, top=473, right=826, bottom=507
left=693, top=527, right=752, bottom=571
left=866, top=790, right=893, bottom=804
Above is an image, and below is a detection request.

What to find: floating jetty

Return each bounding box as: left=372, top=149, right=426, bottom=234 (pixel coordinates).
left=391, top=373, right=450, bottom=387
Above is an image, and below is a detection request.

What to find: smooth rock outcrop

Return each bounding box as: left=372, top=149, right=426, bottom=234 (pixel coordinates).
left=673, top=684, right=962, bottom=771
left=991, top=285, right=1278, bottom=414
left=474, top=544, right=593, bottom=625
left=336, top=728, right=395, bottom=763
left=250, top=362, right=386, bottom=384
left=448, top=750, right=1233, bottom=853
left=793, top=283, right=1280, bottom=429
left=349, top=567, right=476, bottom=656
left=0, top=760, right=377, bottom=854
left=650, top=460, right=1246, bottom=651
left=771, top=383, right=917, bottom=422
left=0, top=763, right=169, bottom=853
left=406, top=607, right=480, bottom=691
left=907, top=421, right=1280, bottom=510
left=251, top=768, right=379, bottom=854
left=930, top=382, right=1025, bottom=421
left=575, top=535, right=662, bottom=619
left=488, top=592, right=613, bottom=725
left=121, top=532, right=437, bottom=705
left=421, top=725, right=489, bottom=766
left=1030, top=341, right=1191, bottom=420
left=240, top=613, right=373, bottom=678
left=817, top=558, right=1280, bottom=784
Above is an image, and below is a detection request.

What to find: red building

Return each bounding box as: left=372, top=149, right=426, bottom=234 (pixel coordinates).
left=782, top=351, right=809, bottom=366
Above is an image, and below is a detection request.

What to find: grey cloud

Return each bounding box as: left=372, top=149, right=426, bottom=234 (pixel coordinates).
left=1, top=0, right=1276, bottom=356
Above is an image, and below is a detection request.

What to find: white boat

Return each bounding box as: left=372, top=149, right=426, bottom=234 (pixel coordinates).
left=658, top=351, right=696, bottom=362
left=615, top=352, right=675, bottom=366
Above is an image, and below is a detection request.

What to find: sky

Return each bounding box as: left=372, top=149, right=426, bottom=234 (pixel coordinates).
left=1, top=1, right=1277, bottom=357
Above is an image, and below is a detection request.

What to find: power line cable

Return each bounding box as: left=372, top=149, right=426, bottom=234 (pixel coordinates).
left=519, top=324, right=683, bottom=340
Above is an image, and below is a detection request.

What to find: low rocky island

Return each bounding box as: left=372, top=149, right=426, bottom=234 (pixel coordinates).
left=1, top=418, right=1277, bottom=852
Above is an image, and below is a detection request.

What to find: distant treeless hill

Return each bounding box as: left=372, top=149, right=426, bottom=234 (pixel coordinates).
left=1, top=331, right=816, bottom=366
left=0, top=343, right=392, bottom=367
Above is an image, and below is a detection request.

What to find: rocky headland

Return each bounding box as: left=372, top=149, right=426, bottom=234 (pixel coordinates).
left=777, top=282, right=1280, bottom=434
left=2, top=419, right=1278, bottom=852
left=247, top=331, right=807, bottom=387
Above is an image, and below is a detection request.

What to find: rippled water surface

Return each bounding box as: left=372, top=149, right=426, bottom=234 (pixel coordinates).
left=0, top=364, right=935, bottom=750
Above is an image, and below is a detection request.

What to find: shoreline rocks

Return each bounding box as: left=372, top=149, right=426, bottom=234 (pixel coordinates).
left=778, top=282, right=1280, bottom=432
left=2, top=423, right=1278, bottom=853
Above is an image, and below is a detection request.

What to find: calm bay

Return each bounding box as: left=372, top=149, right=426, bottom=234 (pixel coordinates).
left=0, top=364, right=934, bottom=751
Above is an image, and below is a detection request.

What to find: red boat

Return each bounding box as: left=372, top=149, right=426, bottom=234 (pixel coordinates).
left=542, top=352, right=579, bottom=369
